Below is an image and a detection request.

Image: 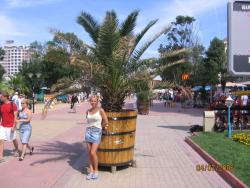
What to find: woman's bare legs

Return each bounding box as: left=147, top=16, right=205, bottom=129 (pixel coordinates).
left=86, top=142, right=94, bottom=173
left=20, top=144, right=27, bottom=158
left=90, top=143, right=99, bottom=173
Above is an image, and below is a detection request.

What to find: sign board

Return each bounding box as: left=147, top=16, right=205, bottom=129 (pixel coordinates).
left=181, top=74, right=189, bottom=81
left=228, top=0, right=250, bottom=75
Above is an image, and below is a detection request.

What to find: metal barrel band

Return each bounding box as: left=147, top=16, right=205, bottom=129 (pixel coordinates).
left=102, top=130, right=136, bottom=136
left=108, top=116, right=137, bottom=121
left=98, top=146, right=134, bottom=152
left=98, top=160, right=133, bottom=167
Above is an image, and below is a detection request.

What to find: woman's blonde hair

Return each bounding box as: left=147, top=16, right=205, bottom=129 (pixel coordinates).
left=89, top=95, right=99, bottom=102
left=22, top=99, right=29, bottom=106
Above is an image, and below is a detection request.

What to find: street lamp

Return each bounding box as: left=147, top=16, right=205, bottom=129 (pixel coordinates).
left=28, top=72, right=41, bottom=113
left=225, top=96, right=234, bottom=138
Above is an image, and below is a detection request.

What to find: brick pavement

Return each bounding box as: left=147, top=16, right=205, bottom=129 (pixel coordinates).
left=0, top=100, right=231, bottom=188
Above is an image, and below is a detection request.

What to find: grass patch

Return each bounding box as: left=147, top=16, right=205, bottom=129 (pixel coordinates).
left=191, top=131, right=250, bottom=187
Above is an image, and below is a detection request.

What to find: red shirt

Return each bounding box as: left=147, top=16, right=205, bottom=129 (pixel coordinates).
left=0, top=102, right=18, bottom=127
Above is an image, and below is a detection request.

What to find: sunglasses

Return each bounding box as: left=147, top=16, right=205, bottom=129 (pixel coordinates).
left=21, top=103, right=26, bottom=104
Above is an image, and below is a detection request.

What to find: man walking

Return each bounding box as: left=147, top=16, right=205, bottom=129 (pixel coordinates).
left=70, top=94, right=78, bottom=113
left=0, top=91, right=19, bottom=163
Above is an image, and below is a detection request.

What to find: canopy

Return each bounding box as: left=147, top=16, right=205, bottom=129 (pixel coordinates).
left=153, top=75, right=162, bottom=81
left=217, top=82, right=246, bottom=87
left=234, top=81, right=250, bottom=85
left=192, top=86, right=211, bottom=91
left=153, top=89, right=165, bottom=93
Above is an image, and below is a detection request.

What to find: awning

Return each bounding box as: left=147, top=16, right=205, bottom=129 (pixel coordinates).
left=217, top=82, right=246, bottom=87
left=192, top=86, right=211, bottom=91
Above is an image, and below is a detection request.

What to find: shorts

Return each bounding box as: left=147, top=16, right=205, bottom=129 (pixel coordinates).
left=0, top=126, right=17, bottom=141
left=19, top=124, right=32, bottom=144
left=85, top=127, right=102, bottom=144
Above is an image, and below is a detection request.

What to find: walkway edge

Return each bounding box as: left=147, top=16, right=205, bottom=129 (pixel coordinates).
left=185, top=136, right=248, bottom=188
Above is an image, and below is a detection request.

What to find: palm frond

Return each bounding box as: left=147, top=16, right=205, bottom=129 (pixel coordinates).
left=119, top=10, right=139, bottom=36
left=77, top=12, right=100, bottom=43
left=42, top=86, right=84, bottom=119
left=96, top=11, right=120, bottom=63
left=129, top=19, right=158, bottom=56
left=159, top=48, right=189, bottom=65
left=50, top=77, right=74, bottom=92
left=159, top=58, right=186, bottom=70
left=50, top=29, right=94, bottom=52
left=129, top=25, right=171, bottom=63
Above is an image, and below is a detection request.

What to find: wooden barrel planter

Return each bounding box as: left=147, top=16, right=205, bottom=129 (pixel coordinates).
left=97, top=110, right=137, bottom=172
left=137, top=100, right=150, bottom=115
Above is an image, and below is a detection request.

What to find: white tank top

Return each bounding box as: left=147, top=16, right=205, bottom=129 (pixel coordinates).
left=87, top=110, right=102, bottom=129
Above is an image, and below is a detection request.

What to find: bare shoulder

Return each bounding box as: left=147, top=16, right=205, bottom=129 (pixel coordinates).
left=27, top=109, right=32, bottom=115
left=99, top=107, right=105, bottom=113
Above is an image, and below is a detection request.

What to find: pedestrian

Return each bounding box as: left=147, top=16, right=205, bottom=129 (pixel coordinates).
left=12, top=92, right=19, bottom=105
left=0, top=91, right=19, bottom=163
left=16, top=94, right=24, bottom=112
left=85, top=95, right=108, bottom=180
left=70, top=94, right=78, bottom=113
left=16, top=99, right=34, bottom=161
left=77, top=95, right=81, bottom=104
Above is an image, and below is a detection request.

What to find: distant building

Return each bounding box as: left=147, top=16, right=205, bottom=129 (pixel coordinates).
left=0, top=40, right=31, bottom=75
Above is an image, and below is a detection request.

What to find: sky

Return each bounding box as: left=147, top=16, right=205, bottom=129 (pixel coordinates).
left=0, top=0, right=228, bottom=58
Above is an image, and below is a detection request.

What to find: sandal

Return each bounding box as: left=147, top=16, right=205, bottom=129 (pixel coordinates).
left=30, top=147, right=34, bottom=155
left=0, top=158, right=5, bottom=163
left=18, top=157, right=24, bottom=161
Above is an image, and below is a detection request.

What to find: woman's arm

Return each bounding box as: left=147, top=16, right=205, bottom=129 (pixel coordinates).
left=86, top=109, right=89, bottom=119
left=100, top=108, right=108, bottom=128
left=16, top=110, right=32, bottom=123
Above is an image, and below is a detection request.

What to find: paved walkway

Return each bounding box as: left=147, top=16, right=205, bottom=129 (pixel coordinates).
left=0, top=100, right=231, bottom=188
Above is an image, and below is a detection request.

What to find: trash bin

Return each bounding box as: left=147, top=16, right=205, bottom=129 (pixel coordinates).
left=203, top=111, right=215, bottom=132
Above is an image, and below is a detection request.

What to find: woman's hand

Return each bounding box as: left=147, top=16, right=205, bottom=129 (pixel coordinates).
left=104, top=124, right=108, bottom=130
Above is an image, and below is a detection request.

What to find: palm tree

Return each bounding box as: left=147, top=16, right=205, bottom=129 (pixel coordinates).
left=8, top=75, right=30, bottom=94
left=73, top=10, right=171, bottom=111
left=48, top=10, right=192, bottom=113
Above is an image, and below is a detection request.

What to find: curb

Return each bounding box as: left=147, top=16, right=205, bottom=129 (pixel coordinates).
left=185, top=136, right=248, bottom=188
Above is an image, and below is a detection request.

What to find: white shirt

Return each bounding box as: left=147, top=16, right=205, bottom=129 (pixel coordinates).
left=12, top=95, right=18, bottom=103
left=17, top=98, right=22, bottom=111
left=241, top=95, right=248, bottom=106
left=87, top=110, right=102, bottom=129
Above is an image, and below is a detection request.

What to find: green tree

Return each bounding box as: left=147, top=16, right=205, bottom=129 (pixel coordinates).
left=8, top=75, right=30, bottom=94
left=158, top=15, right=199, bottom=85
left=159, top=15, right=196, bottom=52
left=76, top=10, right=169, bottom=111
left=0, top=47, right=6, bottom=80
left=18, top=61, right=44, bottom=94
left=29, top=41, right=46, bottom=61
left=0, top=47, right=5, bottom=60
left=0, top=64, right=5, bottom=81
left=197, top=38, right=226, bottom=87
left=50, top=10, right=169, bottom=112
left=27, top=35, right=83, bottom=90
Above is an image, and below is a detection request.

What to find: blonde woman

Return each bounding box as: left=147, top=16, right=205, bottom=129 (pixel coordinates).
left=16, top=99, right=34, bottom=161
left=85, top=95, right=108, bottom=180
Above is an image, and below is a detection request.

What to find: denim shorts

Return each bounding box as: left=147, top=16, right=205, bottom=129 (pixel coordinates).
left=19, top=124, right=32, bottom=144
left=85, top=127, right=102, bottom=144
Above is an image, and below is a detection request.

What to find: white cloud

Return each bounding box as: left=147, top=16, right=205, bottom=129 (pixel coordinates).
left=0, top=13, right=52, bottom=45
left=5, top=0, right=63, bottom=8
left=0, top=14, right=27, bottom=40
left=135, top=0, right=227, bottom=43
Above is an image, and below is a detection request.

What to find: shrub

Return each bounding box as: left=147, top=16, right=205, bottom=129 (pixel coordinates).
left=232, top=133, right=250, bottom=146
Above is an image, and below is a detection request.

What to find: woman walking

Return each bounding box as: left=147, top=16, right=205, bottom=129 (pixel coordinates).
left=85, top=95, right=108, bottom=180
left=16, top=99, right=34, bottom=161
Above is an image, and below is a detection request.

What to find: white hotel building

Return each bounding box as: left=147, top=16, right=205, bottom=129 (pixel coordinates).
left=0, top=40, right=31, bottom=76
